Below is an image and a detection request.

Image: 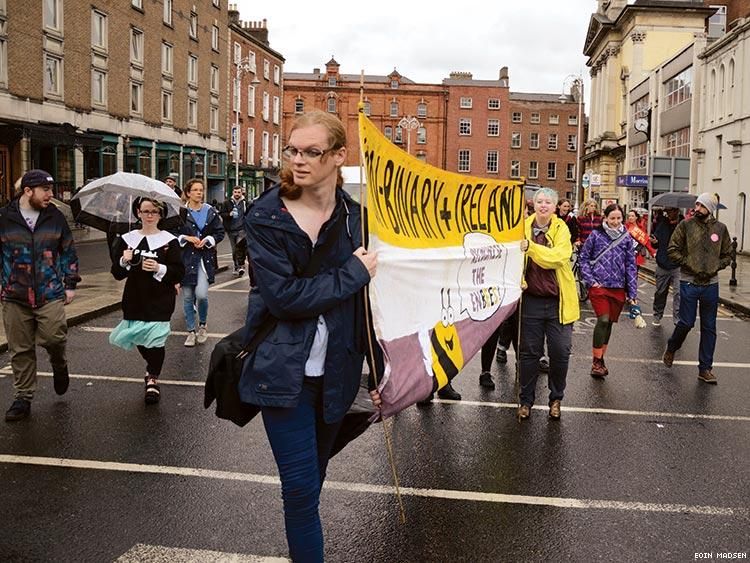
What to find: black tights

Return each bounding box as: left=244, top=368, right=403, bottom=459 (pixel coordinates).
left=480, top=309, right=519, bottom=371
left=137, top=346, right=165, bottom=377
left=593, top=316, right=614, bottom=348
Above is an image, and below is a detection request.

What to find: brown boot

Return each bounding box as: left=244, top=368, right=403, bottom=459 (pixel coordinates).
left=698, top=370, right=717, bottom=384
left=590, top=357, right=607, bottom=378
left=600, top=357, right=609, bottom=376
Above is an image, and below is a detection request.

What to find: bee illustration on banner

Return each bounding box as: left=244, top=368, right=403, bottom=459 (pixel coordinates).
left=430, top=287, right=464, bottom=390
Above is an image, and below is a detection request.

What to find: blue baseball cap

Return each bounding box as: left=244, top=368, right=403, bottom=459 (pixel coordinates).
left=21, top=169, right=55, bottom=189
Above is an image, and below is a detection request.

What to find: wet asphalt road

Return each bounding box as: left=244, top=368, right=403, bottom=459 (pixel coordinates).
left=1, top=246, right=748, bottom=562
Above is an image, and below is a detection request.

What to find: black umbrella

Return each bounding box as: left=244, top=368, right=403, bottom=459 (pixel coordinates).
left=648, top=192, right=727, bottom=209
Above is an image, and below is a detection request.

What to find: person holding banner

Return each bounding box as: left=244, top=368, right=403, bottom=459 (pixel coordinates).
left=579, top=204, right=638, bottom=378
left=240, top=110, right=377, bottom=563
left=518, top=188, right=580, bottom=420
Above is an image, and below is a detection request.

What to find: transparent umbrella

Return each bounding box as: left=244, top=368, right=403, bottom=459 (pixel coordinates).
left=71, top=172, right=183, bottom=234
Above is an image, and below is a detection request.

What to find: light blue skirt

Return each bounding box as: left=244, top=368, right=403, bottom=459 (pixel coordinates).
left=110, top=320, right=171, bottom=350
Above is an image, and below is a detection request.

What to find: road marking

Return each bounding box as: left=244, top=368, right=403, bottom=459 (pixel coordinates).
left=211, top=276, right=249, bottom=290
left=115, top=544, right=288, bottom=562
left=0, top=454, right=746, bottom=518
left=2, top=367, right=748, bottom=423
left=211, top=288, right=250, bottom=293
left=80, top=326, right=228, bottom=339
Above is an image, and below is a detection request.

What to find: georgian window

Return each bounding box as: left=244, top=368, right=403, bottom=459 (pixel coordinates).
left=458, top=149, right=470, bottom=172
left=459, top=118, right=472, bottom=136
left=486, top=151, right=498, bottom=174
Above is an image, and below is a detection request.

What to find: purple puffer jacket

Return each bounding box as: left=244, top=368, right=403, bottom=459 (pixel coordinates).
left=579, top=227, right=638, bottom=301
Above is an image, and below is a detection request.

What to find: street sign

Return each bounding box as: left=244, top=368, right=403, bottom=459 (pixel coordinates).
left=616, top=175, right=648, bottom=187
left=591, top=174, right=602, bottom=186
left=582, top=174, right=590, bottom=188
left=231, top=125, right=237, bottom=149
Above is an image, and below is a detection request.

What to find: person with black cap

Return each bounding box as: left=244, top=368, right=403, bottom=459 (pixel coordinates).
left=163, top=174, right=181, bottom=198
left=0, top=169, right=81, bottom=421
left=662, top=192, right=732, bottom=384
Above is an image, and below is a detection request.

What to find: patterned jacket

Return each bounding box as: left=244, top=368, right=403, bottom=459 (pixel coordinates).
left=579, top=227, right=638, bottom=301
left=667, top=215, right=731, bottom=284
left=0, top=199, right=80, bottom=308
left=577, top=213, right=602, bottom=244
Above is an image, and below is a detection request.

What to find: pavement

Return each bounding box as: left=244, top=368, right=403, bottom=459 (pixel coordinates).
left=0, top=227, right=231, bottom=353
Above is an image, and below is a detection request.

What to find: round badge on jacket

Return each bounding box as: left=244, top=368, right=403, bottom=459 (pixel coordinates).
left=710, top=233, right=719, bottom=242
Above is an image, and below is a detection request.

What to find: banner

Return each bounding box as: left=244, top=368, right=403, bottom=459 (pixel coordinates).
left=358, top=109, right=525, bottom=418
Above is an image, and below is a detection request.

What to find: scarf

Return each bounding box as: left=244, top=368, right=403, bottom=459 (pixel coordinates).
left=532, top=223, right=550, bottom=237
left=603, top=223, right=625, bottom=241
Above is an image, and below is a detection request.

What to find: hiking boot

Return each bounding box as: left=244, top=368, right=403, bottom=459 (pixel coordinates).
left=52, top=365, right=70, bottom=395
left=196, top=325, right=208, bottom=344
left=590, top=357, right=607, bottom=378
left=479, top=371, right=495, bottom=389
left=184, top=331, right=196, bottom=347
left=5, top=399, right=31, bottom=422
left=600, top=357, right=609, bottom=376
left=437, top=382, right=462, bottom=401
left=698, top=370, right=717, bottom=384
left=549, top=400, right=561, bottom=420
left=517, top=404, right=530, bottom=420
left=538, top=356, right=550, bottom=372
left=495, top=347, right=507, bottom=364
left=662, top=348, right=674, bottom=368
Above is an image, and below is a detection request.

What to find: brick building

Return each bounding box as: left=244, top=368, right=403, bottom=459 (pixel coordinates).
left=283, top=58, right=448, bottom=168
left=509, top=90, right=584, bottom=199
left=227, top=6, right=283, bottom=198
left=443, top=70, right=510, bottom=179
left=0, top=0, right=229, bottom=203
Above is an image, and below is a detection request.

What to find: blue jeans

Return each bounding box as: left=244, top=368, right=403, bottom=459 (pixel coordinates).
left=519, top=295, right=572, bottom=407
left=182, top=266, right=209, bottom=331
left=667, top=282, right=719, bottom=372
left=261, top=377, right=343, bottom=563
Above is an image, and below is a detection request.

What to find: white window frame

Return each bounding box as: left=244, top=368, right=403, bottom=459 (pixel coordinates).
left=162, top=42, right=173, bottom=76
left=261, top=131, right=269, bottom=165
left=488, top=98, right=500, bottom=110
left=417, top=103, right=427, bottom=118
left=210, top=105, right=219, bottom=133
left=548, top=133, right=558, bottom=150
left=247, top=85, right=256, bottom=116
left=486, top=150, right=498, bottom=174
left=512, top=112, right=522, bottom=123
left=458, top=149, right=471, bottom=173
left=188, top=54, right=198, bottom=85
left=327, top=97, right=336, bottom=113
left=630, top=142, right=647, bottom=169
left=363, top=100, right=370, bottom=116
left=487, top=119, right=499, bottom=136
left=417, top=127, right=426, bottom=144
left=211, top=25, right=219, bottom=51
left=161, top=90, right=172, bottom=122
left=459, top=96, right=472, bottom=109
left=510, top=160, right=520, bottom=178
left=210, top=64, right=219, bottom=92
left=547, top=161, right=557, bottom=180
left=273, top=64, right=280, bottom=84
left=459, top=118, right=472, bottom=136
left=568, top=114, right=577, bottom=125
left=130, top=81, right=143, bottom=116
left=232, top=78, right=240, bottom=112
left=390, top=101, right=398, bottom=117
left=272, top=133, right=280, bottom=167
left=272, top=96, right=280, bottom=124
left=45, top=0, right=62, bottom=32
left=189, top=12, right=197, bottom=39
left=511, top=132, right=521, bottom=148
left=529, top=161, right=538, bottom=179
left=91, top=10, right=107, bottom=51
left=394, top=127, right=403, bottom=144
left=567, top=134, right=577, bottom=151
left=384, top=126, right=392, bottom=141
left=187, top=98, right=197, bottom=128
left=263, top=59, right=270, bottom=79
left=44, top=54, right=63, bottom=97
left=294, top=98, right=304, bottom=114
left=530, top=132, right=540, bottom=149
left=247, top=127, right=255, bottom=165
left=566, top=162, right=575, bottom=181
left=0, top=33, right=8, bottom=88
left=262, top=91, right=270, bottom=121
left=92, top=69, right=107, bottom=107
left=549, top=114, right=560, bottom=125
left=131, top=0, right=142, bottom=8
left=247, top=52, right=256, bottom=73
left=163, top=0, right=172, bottom=25
left=130, top=28, right=144, bottom=66
left=530, top=112, right=540, bottom=124
left=328, top=76, right=336, bottom=88
left=233, top=42, right=241, bottom=64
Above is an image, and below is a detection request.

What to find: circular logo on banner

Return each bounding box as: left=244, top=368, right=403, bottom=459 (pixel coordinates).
left=711, top=233, right=719, bottom=242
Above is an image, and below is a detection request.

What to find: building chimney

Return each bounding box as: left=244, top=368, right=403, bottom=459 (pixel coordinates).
left=448, top=71, right=472, bottom=80
left=499, top=66, right=509, bottom=87
left=228, top=3, right=240, bottom=26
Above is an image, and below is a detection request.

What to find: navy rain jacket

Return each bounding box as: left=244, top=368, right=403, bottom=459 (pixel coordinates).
left=239, top=186, right=372, bottom=423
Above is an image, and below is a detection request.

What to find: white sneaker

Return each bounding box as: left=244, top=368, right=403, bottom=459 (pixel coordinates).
left=238, top=267, right=245, bottom=277
left=196, top=325, right=208, bottom=344
left=184, top=331, right=196, bottom=347
left=652, top=318, right=662, bottom=326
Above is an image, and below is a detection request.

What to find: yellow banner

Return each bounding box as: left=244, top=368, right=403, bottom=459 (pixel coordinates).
left=359, top=109, right=525, bottom=249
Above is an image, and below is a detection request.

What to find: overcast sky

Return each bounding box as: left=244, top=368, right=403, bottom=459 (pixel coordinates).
left=235, top=0, right=595, bottom=98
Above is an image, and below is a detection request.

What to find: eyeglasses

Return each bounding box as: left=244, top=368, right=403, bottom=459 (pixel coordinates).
left=282, top=145, right=335, bottom=161
left=139, top=210, right=161, bottom=216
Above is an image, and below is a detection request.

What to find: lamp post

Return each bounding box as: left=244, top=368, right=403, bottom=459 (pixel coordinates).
left=398, top=115, right=421, bottom=154
left=233, top=57, right=256, bottom=188
left=560, top=74, right=584, bottom=211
